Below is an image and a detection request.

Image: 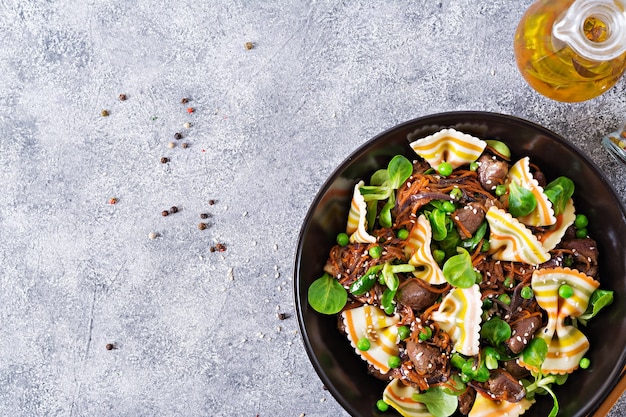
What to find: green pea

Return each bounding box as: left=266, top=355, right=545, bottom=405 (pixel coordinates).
left=376, top=400, right=389, bottom=412
left=441, top=201, right=456, bottom=213
left=475, top=271, right=483, bottom=284
left=497, top=293, right=511, bottom=305
left=419, top=326, right=432, bottom=341
left=438, top=161, right=453, bottom=177
left=433, top=249, right=445, bottom=264
left=521, top=286, right=534, bottom=299
left=482, top=298, right=493, bottom=309
left=575, top=214, right=589, bottom=229
left=388, top=355, right=401, bottom=368
left=559, top=284, right=574, bottom=299
left=504, top=276, right=514, bottom=288
left=398, top=325, right=410, bottom=340
left=450, top=188, right=463, bottom=200
left=336, top=232, right=349, bottom=247
left=575, top=228, right=588, bottom=238
left=495, top=184, right=508, bottom=196
left=369, top=245, right=382, bottom=258
left=397, top=228, right=409, bottom=240
left=469, top=161, right=479, bottom=172
left=357, top=337, right=371, bottom=351
left=579, top=357, right=591, bottom=369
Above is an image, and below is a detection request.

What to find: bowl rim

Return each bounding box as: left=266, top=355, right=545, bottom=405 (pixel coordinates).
left=294, top=110, right=626, bottom=417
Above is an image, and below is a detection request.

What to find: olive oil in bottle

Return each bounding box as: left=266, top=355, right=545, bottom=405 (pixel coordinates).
left=514, top=0, right=626, bottom=102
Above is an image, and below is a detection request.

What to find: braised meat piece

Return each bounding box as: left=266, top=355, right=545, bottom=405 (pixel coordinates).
left=561, top=238, right=599, bottom=277
left=505, top=314, right=542, bottom=354
left=561, top=238, right=599, bottom=264
left=486, top=369, right=526, bottom=402
left=477, top=154, right=509, bottom=191
left=504, top=359, right=531, bottom=379
left=405, top=340, right=447, bottom=381
left=397, top=279, right=439, bottom=312
left=452, top=202, right=485, bottom=239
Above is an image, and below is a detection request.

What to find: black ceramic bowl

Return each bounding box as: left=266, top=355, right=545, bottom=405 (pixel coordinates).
left=295, top=112, right=626, bottom=417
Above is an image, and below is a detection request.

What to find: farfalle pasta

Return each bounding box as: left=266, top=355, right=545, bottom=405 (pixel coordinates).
left=519, top=268, right=600, bottom=375
left=405, top=214, right=447, bottom=285
left=346, top=180, right=377, bottom=243
left=409, top=128, right=486, bottom=170
left=468, top=394, right=534, bottom=417
left=485, top=206, right=550, bottom=265
left=431, top=285, right=482, bottom=356
left=308, top=128, right=612, bottom=417
left=341, top=305, right=400, bottom=374
left=507, top=157, right=556, bottom=227
left=382, top=380, right=433, bottom=417
left=538, top=198, right=576, bottom=251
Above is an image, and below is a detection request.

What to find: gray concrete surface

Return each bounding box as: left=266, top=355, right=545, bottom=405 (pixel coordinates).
left=0, top=1, right=625, bottom=416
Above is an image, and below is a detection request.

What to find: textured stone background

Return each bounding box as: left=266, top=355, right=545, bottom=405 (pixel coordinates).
left=0, top=1, right=625, bottom=416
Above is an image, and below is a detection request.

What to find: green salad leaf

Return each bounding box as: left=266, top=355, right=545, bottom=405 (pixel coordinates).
left=370, top=168, right=389, bottom=186
left=307, top=273, right=347, bottom=315
left=381, top=287, right=396, bottom=315
left=442, top=248, right=475, bottom=288
left=508, top=181, right=537, bottom=218
left=379, top=193, right=395, bottom=228
left=544, top=176, right=575, bottom=216
left=481, top=317, right=512, bottom=346
left=578, top=289, right=614, bottom=324
left=388, top=154, right=414, bottom=189
left=412, top=387, right=458, bottom=417
left=429, top=208, right=448, bottom=241
left=526, top=373, right=564, bottom=417
left=359, top=185, right=392, bottom=200
left=522, top=337, right=548, bottom=368
left=360, top=155, right=413, bottom=229
left=381, top=262, right=400, bottom=292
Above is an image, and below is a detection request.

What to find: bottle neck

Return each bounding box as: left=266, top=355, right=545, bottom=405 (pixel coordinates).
left=553, top=0, right=626, bottom=61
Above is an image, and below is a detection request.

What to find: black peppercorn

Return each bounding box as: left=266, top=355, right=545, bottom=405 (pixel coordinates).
left=160, top=157, right=169, bottom=164
left=181, top=143, right=189, bottom=149
left=181, top=97, right=189, bottom=104
left=170, top=206, right=179, bottom=214
left=208, top=199, right=216, bottom=205
left=174, top=132, right=182, bottom=140
left=106, top=343, right=115, bottom=350
left=200, top=213, right=208, bottom=219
